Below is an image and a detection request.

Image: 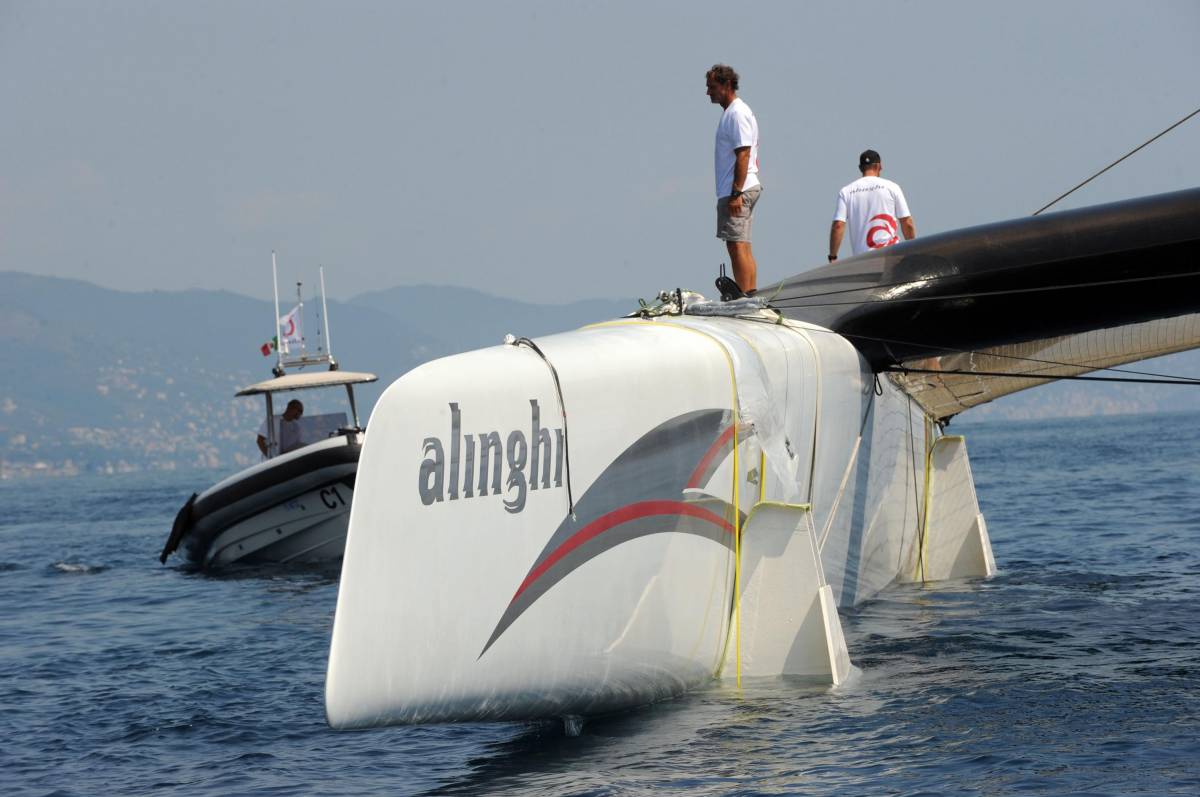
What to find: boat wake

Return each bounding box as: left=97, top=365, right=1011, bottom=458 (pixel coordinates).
left=51, top=562, right=109, bottom=575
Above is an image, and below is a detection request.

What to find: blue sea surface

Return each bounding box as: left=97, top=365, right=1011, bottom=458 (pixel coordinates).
left=2, top=411, right=1199, bottom=796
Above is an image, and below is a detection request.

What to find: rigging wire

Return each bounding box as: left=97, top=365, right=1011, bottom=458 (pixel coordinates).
left=509, top=336, right=576, bottom=517
left=727, top=311, right=1200, bottom=384
left=836, top=328, right=1200, bottom=381
left=768, top=268, right=1200, bottom=311
left=1032, top=106, right=1200, bottom=216
left=771, top=237, right=1192, bottom=305
left=733, top=106, right=1200, bottom=390
left=771, top=259, right=1033, bottom=305
left=885, top=366, right=1200, bottom=386
left=770, top=107, right=1198, bottom=306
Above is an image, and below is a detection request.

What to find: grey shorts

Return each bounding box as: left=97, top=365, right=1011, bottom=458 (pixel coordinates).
left=716, top=185, right=762, bottom=242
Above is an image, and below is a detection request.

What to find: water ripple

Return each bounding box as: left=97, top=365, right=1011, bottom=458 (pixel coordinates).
left=1, top=414, right=1198, bottom=795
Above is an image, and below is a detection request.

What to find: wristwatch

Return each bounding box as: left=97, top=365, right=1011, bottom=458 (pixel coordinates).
left=731, top=189, right=743, bottom=198
left=828, top=255, right=838, bottom=262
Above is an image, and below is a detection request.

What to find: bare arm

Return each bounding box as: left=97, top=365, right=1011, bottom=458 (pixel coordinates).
left=829, top=220, right=845, bottom=259
left=900, top=216, right=916, bottom=240
left=728, top=146, right=751, bottom=215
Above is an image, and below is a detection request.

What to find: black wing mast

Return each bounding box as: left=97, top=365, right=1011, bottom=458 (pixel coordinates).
left=770, top=188, right=1200, bottom=419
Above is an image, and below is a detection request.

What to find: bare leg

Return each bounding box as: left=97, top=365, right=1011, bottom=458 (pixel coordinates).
left=726, top=241, right=757, bottom=293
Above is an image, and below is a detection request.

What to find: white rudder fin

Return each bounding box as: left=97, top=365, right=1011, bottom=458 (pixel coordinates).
left=909, top=435, right=997, bottom=582
left=734, top=502, right=851, bottom=685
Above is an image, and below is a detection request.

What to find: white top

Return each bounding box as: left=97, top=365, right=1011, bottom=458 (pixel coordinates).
left=256, top=418, right=295, bottom=439
left=833, top=176, right=912, bottom=256
left=236, top=370, right=377, bottom=397
left=714, top=98, right=760, bottom=198
left=256, top=417, right=302, bottom=456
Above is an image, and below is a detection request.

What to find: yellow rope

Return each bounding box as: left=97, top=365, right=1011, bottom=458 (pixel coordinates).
left=918, top=416, right=934, bottom=583
left=583, top=318, right=744, bottom=685
left=759, top=450, right=766, bottom=504
left=917, top=433, right=968, bottom=583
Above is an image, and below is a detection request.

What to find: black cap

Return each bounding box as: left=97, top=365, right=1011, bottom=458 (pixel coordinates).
left=859, top=149, right=881, bottom=169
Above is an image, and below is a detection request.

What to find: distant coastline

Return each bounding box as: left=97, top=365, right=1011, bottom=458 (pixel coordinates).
left=2, top=271, right=1196, bottom=480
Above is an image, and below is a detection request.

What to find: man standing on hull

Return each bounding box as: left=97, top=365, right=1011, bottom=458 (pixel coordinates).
left=829, top=149, right=915, bottom=262
left=707, top=64, right=761, bottom=293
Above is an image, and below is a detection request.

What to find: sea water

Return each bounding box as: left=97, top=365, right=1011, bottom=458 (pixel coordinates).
left=2, top=412, right=1198, bottom=796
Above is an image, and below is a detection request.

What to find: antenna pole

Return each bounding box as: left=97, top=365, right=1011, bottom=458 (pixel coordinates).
left=296, top=280, right=304, bottom=355
left=320, top=266, right=334, bottom=364
left=272, top=251, right=284, bottom=375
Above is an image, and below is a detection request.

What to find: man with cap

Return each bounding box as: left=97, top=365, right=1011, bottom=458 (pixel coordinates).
left=828, top=150, right=915, bottom=262
left=706, top=63, right=761, bottom=293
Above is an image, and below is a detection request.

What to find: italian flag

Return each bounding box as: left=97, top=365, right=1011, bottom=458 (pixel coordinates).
left=259, top=305, right=301, bottom=356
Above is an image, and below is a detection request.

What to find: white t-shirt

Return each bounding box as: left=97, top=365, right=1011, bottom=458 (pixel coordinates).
left=257, top=417, right=303, bottom=455
left=833, top=176, right=911, bottom=256
left=714, top=98, right=760, bottom=198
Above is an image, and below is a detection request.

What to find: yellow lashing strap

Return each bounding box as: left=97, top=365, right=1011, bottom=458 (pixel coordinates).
left=759, top=450, right=766, bottom=504
left=584, top=317, right=745, bottom=686
left=918, top=416, right=933, bottom=583
left=917, top=429, right=968, bottom=583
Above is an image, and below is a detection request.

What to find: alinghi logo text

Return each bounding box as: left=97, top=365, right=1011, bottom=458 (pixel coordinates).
left=419, top=400, right=563, bottom=514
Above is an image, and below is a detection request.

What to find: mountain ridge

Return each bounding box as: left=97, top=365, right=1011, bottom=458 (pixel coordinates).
left=1, top=271, right=1196, bottom=478
left=0, top=271, right=636, bottom=477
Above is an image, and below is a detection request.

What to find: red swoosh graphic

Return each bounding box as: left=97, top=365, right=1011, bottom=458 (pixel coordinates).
left=687, top=425, right=735, bottom=488
left=510, top=500, right=734, bottom=602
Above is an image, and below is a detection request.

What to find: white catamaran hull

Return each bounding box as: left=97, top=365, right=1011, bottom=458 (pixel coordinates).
left=326, top=315, right=992, bottom=728
left=326, top=188, right=1200, bottom=729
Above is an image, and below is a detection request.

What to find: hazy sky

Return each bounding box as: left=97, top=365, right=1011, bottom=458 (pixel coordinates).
left=2, top=1, right=1197, bottom=304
